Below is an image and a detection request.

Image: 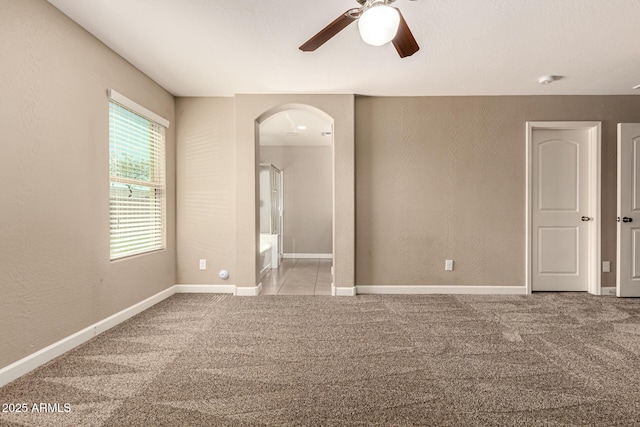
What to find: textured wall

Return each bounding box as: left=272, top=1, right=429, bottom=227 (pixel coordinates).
left=261, top=146, right=333, bottom=255
left=0, top=0, right=176, bottom=369
left=176, top=97, right=236, bottom=284
left=356, top=96, right=640, bottom=287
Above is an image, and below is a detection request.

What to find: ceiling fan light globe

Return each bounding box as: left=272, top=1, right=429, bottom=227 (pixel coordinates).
left=358, top=4, right=400, bottom=46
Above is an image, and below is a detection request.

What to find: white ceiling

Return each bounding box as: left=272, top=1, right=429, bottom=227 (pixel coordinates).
left=47, top=0, right=640, bottom=97
left=260, top=110, right=333, bottom=146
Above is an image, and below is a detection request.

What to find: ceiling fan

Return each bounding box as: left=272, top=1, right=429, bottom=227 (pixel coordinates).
left=299, top=0, right=419, bottom=58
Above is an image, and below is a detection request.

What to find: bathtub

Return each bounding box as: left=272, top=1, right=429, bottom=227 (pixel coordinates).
left=260, top=233, right=280, bottom=269
left=259, top=239, right=272, bottom=278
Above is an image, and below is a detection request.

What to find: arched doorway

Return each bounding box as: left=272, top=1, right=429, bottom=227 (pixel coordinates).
left=233, top=94, right=355, bottom=296
left=257, top=107, right=334, bottom=295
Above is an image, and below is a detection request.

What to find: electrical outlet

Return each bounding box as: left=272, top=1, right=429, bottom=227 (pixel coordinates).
left=602, top=261, right=610, bottom=273
left=445, top=260, right=454, bottom=271
left=199, top=259, right=207, bottom=270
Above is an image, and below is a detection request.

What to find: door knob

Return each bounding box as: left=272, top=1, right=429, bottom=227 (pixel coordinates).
left=623, top=217, right=633, bottom=223
left=581, top=216, right=591, bottom=222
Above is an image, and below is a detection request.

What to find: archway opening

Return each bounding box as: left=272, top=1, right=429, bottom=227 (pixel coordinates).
left=256, top=104, right=334, bottom=295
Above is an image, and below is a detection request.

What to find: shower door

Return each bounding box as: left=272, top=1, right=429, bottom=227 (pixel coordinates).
left=272, top=168, right=283, bottom=264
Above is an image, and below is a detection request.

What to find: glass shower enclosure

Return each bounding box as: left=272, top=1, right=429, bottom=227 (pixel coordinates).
left=259, top=164, right=283, bottom=273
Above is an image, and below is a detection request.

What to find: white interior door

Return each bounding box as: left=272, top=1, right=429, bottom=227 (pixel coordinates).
left=531, top=128, right=590, bottom=291
left=617, top=123, right=640, bottom=297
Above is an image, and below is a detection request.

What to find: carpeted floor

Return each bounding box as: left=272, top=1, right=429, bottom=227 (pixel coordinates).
left=1, top=293, right=640, bottom=426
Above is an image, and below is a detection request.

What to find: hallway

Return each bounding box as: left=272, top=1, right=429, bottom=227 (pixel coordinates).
left=261, top=258, right=332, bottom=295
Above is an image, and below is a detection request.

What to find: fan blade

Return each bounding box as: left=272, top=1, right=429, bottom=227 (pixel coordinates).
left=299, top=11, right=357, bottom=52
left=392, top=8, right=419, bottom=58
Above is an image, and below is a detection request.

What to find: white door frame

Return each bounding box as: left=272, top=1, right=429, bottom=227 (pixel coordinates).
left=616, top=123, right=640, bottom=297
left=525, top=121, right=602, bottom=295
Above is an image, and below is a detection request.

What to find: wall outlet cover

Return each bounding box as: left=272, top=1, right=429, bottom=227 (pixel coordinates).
left=445, top=260, right=454, bottom=271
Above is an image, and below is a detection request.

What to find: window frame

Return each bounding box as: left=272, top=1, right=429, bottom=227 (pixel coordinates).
left=108, top=89, right=169, bottom=261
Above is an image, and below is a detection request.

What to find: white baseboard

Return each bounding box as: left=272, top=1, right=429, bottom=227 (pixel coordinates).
left=236, top=282, right=263, bottom=296
left=174, top=284, right=236, bottom=294
left=283, top=253, right=333, bottom=259
left=356, top=285, right=528, bottom=295
left=177, top=283, right=262, bottom=296
left=334, top=285, right=357, bottom=296
left=0, top=286, right=176, bottom=388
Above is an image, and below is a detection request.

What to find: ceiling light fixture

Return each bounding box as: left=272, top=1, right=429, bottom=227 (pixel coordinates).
left=299, top=0, right=419, bottom=58
left=358, top=2, right=400, bottom=46
left=537, top=75, right=556, bottom=85
left=297, top=125, right=307, bottom=130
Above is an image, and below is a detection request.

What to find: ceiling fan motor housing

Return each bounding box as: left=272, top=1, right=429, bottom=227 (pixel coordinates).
left=357, top=0, right=397, bottom=5
left=299, top=0, right=419, bottom=58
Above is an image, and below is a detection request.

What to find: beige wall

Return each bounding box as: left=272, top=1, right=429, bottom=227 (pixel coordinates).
left=0, top=0, right=176, bottom=369
left=261, top=146, right=333, bottom=254
left=176, top=97, right=236, bottom=284
left=356, top=96, right=640, bottom=287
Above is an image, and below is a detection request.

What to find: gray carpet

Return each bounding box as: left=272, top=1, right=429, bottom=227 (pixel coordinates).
left=2, top=293, right=640, bottom=426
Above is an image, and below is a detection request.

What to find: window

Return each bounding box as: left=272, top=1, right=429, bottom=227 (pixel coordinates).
left=108, top=89, right=169, bottom=260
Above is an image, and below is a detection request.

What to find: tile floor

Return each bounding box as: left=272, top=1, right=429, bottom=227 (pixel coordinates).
left=261, top=258, right=333, bottom=295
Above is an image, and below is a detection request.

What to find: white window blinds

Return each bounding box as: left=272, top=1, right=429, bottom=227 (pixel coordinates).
left=108, top=90, right=168, bottom=260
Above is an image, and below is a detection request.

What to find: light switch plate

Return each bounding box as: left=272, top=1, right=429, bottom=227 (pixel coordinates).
left=603, top=261, right=610, bottom=273
left=199, top=259, right=207, bottom=270
left=445, top=260, right=454, bottom=271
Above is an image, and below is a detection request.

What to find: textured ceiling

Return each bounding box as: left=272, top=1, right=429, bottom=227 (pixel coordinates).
left=47, top=0, right=640, bottom=97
